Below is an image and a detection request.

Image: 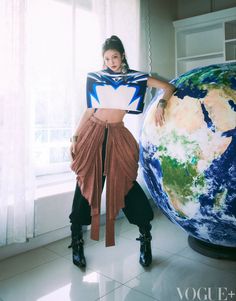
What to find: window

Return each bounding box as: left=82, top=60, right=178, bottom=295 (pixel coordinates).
left=27, top=0, right=102, bottom=176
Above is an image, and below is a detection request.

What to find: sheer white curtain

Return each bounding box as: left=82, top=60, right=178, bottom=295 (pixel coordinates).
left=94, top=0, right=141, bottom=69
left=0, top=0, right=143, bottom=246
left=0, top=0, right=35, bottom=246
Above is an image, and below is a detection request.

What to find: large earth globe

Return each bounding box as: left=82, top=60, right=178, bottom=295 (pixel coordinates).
left=140, top=63, right=236, bottom=250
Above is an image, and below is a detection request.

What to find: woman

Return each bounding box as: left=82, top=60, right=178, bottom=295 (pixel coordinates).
left=69, top=35, right=176, bottom=269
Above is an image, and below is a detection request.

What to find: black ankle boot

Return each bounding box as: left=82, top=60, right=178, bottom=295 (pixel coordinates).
left=68, top=225, right=86, bottom=268
left=71, top=237, right=86, bottom=268
left=136, top=226, right=152, bottom=267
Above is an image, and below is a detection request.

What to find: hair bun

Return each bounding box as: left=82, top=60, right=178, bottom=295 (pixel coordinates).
left=110, top=35, right=120, bottom=41
left=105, top=35, right=120, bottom=45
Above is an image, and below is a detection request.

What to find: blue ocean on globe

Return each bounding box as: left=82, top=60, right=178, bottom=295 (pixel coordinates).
left=140, top=63, right=236, bottom=247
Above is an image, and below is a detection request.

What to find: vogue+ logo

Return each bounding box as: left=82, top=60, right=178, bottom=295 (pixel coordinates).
left=176, top=287, right=236, bottom=301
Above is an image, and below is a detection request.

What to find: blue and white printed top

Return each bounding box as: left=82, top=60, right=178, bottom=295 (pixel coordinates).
left=86, top=68, right=149, bottom=114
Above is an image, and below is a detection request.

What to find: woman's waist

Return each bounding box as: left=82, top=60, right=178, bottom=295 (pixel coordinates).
left=91, top=109, right=126, bottom=127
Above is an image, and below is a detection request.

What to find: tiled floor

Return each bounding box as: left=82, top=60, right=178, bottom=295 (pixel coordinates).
left=0, top=209, right=235, bottom=301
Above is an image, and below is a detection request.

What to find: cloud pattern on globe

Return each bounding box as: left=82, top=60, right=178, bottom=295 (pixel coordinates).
left=140, top=63, right=236, bottom=247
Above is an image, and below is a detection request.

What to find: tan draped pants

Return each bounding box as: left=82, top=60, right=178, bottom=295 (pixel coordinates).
left=70, top=114, right=139, bottom=246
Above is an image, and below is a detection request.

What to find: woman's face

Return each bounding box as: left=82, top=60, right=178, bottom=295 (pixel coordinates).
left=103, top=49, right=123, bottom=72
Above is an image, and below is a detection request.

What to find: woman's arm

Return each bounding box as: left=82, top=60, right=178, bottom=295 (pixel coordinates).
left=72, top=108, right=95, bottom=138
left=147, top=77, right=176, bottom=126
left=70, top=108, right=95, bottom=155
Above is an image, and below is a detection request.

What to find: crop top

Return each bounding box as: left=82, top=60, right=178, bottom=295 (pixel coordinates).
left=86, top=68, right=149, bottom=114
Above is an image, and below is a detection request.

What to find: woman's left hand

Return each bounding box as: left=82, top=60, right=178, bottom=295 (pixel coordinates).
left=155, top=106, right=165, bottom=126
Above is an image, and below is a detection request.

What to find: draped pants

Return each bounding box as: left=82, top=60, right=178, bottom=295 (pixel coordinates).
left=69, top=126, right=154, bottom=238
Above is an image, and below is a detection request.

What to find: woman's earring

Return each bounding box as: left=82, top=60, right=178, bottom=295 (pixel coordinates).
left=121, top=59, right=127, bottom=74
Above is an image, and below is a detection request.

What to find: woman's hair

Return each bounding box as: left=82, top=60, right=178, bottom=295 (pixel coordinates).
left=102, top=35, right=129, bottom=72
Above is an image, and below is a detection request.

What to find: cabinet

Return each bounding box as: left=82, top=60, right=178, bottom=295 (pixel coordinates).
left=225, top=20, right=236, bottom=61
left=173, top=7, right=236, bottom=76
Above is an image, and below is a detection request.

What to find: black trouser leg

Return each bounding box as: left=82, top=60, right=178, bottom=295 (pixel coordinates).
left=69, top=128, right=108, bottom=268
left=69, top=183, right=92, bottom=226
left=122, top=181, right=153, bottom=267
left=69, top=183, right=92, bottom=227
left=122, top=181, right=154, bottom=227
left=69, top=127, right=108, bottom=230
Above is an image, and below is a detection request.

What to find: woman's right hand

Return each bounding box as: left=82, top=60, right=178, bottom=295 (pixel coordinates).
left=70, top=135, right=79, bottom=160
left=70, top=142, right=76, bottom=160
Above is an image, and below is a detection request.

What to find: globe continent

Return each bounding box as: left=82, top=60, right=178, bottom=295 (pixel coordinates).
left=140, top=63, right=236, bottom=247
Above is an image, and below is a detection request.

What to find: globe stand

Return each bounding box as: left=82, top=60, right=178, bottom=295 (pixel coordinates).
left=188, top=236, right=236, bottom=261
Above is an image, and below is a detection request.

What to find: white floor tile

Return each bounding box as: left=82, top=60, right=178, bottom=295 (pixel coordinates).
left=0, top=247, right=59, bottom=281
left=66, top=236, right=143, bottom=284
left=43, top=236, right=72, bottom=256
left=0, top=257, right=121, bottom=301
left=91, top=216, right=135, bottom=244
left=99, top=285, right=158, bottom=301
left=113, top=216, right=133, bottom=236
left=125, top=254, right=236, bottom=301
left=180, top=245, right=236, bottom=276
left=64, top=235, right=173, bottom=284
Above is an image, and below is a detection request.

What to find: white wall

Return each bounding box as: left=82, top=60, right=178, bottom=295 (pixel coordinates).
left=176, top=0, right=236, bottom=20
left=148, top=0, right=177, bottom=81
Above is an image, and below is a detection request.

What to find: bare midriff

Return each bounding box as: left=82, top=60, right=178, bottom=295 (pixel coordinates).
left=93, top=108, right=126, bottom=123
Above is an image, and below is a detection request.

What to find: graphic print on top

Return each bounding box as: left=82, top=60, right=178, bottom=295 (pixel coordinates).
left=86, top=68, right=149, bottom=114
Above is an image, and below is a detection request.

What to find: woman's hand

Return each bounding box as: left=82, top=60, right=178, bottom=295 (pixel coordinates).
left=70, top=135, right=78, bottom=159
left=70, top=141, right=77, bottom=160
left=155, top=105, right=165, bottom=127
left=70, top=142, right=75, bottom=153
